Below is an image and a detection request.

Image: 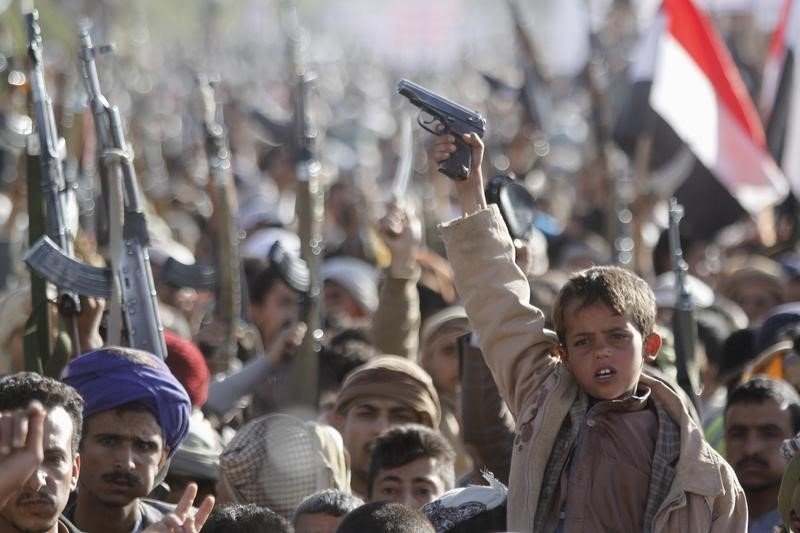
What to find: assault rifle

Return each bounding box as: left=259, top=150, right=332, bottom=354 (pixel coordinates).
left=668, top=198, right=699, bottom=409
left=25, top=28, right=166, bottom=359
left=23, top=7, right=82, bottom=358
left=284, top=0, right=323, bottom=409
left=160, top=77, right=244, bottom=372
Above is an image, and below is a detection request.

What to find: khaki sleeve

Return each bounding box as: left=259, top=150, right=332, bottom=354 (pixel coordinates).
left=369, top=264, right=421, bottom=360
left=440, top=205, right=560, bottom=419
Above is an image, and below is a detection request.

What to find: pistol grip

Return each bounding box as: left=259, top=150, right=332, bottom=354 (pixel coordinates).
left=439, top=136, right=471, bottom=181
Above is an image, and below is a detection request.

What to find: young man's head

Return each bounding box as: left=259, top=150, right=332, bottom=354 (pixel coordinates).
left=367, top=425, right=454, bottom=509
left=725, top=377, right=800, bottom=498
left=0, top=373, right=83, bottom=533
left=552, top=265, right=662, bottom=400
left=202, top=503, right=293, bottom=533
left=244, top=252, right=308, bottom=346
left=292, top=489, right=363, bottom=533
left=321, top=257, right=379, bottom=322
left=61, top=346, right=191, bottom=511
left=333, top=356, right=441, bottom=495
left=335, top=501, right=434, bottom=533
left=418, top=307, right=470, bottom=397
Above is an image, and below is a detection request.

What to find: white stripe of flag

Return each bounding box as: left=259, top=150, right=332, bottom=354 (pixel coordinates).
left=649, top=0, right=789, bottom=213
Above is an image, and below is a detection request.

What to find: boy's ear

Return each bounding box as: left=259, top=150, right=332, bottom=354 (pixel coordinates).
left=554, top=344, right=568, bottom=363
left=643, top=332, right=662, bottom=363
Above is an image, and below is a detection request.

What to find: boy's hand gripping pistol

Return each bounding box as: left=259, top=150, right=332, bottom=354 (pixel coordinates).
left=397, top=79, right=486, bottom=180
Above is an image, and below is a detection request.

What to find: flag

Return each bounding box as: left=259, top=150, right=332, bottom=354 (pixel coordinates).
left=613, top=9, right=746, bottom=239
left=761, top=0, right=800, bottom=197
left=649, top=0, right=789, bottom=215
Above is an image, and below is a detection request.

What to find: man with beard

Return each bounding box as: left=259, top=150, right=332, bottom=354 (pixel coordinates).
left=725, top=376, right=800, bottom=533
left=60, top=347, right=192, bottom=533
left=0, top=373, right=83, bottom=533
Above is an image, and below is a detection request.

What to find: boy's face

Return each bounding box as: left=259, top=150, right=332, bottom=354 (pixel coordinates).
left=560, top=301, right=660, bottom=401
left=250, top=280, right=301, bottom=347
left=339, top=397, right=420, bottom=480
left=369, top=456, right=448, bottom=509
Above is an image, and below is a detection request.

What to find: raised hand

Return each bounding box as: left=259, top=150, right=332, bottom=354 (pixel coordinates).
left=265, top=321, right=307, bottom=368
left=142, top=482, right=215, bottom=533
left=377, top=201, right=421, bottom=277
left=432, top=130, right=487, bottom=216
left=0, top=402, right=45, bottom=509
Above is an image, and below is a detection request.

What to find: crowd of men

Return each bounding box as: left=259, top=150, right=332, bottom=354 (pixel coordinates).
left=2, top=1, right=800, bottom=532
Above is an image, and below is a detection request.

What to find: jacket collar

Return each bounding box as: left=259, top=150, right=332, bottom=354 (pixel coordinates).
left=640, top=373, right=726, bottom=497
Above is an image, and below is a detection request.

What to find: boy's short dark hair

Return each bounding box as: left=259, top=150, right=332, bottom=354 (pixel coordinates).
left=0, top=372, right=84, bottom=454
left=367, top=425, right=455, bottom=499
left=552, top=265, right=657, bottom=343
left=292, top=489, right=363, bottom=525
left=335, top=501, right=434, bottom=533
left=726, top=376, right=800, bottom=433
left=202, top=503, right=293, bottom=533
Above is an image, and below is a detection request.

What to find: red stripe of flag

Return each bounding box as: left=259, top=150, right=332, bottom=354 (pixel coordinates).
left=664, top=0, right=766, bottom=148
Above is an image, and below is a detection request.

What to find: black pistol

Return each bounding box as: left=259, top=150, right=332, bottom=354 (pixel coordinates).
left=397, top=79, right=486, bottom=180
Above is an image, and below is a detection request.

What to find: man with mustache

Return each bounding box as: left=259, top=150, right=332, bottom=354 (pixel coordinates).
left=60, top=347, right=192, bottom=533
left=0, top=373, right=83, bottom=533
left=725, top=376, right=800, bottom=533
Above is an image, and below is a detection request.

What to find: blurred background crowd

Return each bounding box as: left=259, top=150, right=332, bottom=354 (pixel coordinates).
left=1, top=0, right=800, bottom=531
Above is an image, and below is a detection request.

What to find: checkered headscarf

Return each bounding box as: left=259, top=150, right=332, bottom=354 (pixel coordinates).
left=219, top=414, right=350, bottom=519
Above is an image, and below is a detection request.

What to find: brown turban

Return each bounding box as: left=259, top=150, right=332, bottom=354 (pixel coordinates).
left=334, top=355, right=441, bottom=428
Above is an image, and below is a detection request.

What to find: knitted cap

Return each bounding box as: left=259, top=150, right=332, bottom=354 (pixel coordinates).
left=335, top=355, right=441, bottom=428
left=164, top=330, right=211, bottom=408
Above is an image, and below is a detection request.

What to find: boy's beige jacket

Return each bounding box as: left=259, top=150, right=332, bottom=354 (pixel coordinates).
left=440, top=206, right=747, bottom=533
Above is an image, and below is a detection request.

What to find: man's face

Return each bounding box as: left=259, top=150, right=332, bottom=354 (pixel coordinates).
left=250, top=280, right=301, bottom=347
left=561, top=301, right=660, bottom=401
left=324, top=281, right=365, bottom=321
left=0, top=407, right=79, bottom=533
left=294, top=512, right=344, bottom=533
left=78, top=409, right=167, bottom=508
left=370, top=456, right=447, bottom=509
left=424, top=329, right=463, bottom=396
left=725, top=398, right=793, bottom=492
left=340, top=397, right=420, bottom=479
left=730, top=279, right=781, bottom=325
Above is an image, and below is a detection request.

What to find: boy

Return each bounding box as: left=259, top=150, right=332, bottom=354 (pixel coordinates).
left=367, top=425, right=455, bottom=509
left=433, top=132, right=746, bottom=532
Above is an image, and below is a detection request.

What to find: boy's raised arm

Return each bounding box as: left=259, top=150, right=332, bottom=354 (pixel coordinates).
left=435, top=132, right=560, bottom=418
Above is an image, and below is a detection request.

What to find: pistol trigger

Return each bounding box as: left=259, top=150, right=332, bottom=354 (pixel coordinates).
left=417, top=111, right=442, bottom=135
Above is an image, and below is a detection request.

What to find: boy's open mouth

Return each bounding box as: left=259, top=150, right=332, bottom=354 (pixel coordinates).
left=594, top=367, right=616, bottom=380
